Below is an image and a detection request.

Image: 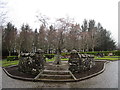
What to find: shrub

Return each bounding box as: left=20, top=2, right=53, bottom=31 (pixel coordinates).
left=7, top=56, right=18, bottom=61
left=113, top=50, right=120, bottom=56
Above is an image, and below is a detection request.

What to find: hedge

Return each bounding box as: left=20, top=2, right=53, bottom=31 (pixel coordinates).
left=44, top=50, right=120, bottom=57
left=7, top=56, right=18, bottom=61
left=113, top=50, right=120, bottom=56
left=79, top=51, right=120, bottom=56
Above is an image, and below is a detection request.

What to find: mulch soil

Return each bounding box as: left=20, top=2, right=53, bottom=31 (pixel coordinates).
left=4, top=66, right=36, bottom=78
left=73, top=61, right=106, bottom=79
left=3, top=61, right=106, bottom=79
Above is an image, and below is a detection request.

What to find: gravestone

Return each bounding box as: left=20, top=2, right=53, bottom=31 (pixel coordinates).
left=68, top=50, right=95, bottom=73
left=18, top=49, right=45, bottom=75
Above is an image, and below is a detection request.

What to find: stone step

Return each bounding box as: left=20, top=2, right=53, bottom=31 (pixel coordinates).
left=43, top=70, right=70, bottom=75
left=39, top=74, right=73, bottom=79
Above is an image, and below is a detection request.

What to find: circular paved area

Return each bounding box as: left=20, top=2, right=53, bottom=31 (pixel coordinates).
left=1, top=61, right=118, bottom=88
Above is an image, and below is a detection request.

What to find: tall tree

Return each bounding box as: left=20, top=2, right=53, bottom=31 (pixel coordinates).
left=80, top=19, right=90, bottom=51
left=46, top=25, right=57, bottom=53
left=38, top=24, right=47, bottom=50
left=19, top=24, right=33, bottom=53
left=33, top=29, right=39, bottom=52
left=53, top=17, right=74, bottom=64
left=81, top=19, right=88, bottom=32
left=88, top=20, right=99, bottom=51
left=55, top=17, right=74, bottom=53
left=88, top=20, right=95, bottom=32
left=66, top=24, right=81, bottom=50
left=98, top=29, right=116, bottom=51
left=3, top=22, right=17, bottom=56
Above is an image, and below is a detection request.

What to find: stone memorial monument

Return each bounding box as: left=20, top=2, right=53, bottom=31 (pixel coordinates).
left=18, top=49, right=45, bottom=75
left=68, top=50, right=95, bottom=73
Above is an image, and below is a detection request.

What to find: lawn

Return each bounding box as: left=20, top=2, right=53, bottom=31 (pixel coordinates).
left=94, top=56, right=120, bottom=61
left=1, top=58, right=69, bottom=67
left=0, top=59, right=19, bottom=67
left=46, top=58, right=69, bottom=62
left=104, top=56, right=120, bottom=58
left=47, top=56, right=120, bottom=61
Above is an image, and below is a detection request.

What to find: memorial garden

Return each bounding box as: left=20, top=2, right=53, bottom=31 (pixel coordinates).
left=0, top=0, right=119, bottom=88
left=1, top=14, right=119, bottom=83
left=1, top=17, right=120, bottom=82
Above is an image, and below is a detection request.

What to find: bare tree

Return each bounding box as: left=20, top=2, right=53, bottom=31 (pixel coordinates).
left=80, top=19, right=90, bottom=52
left=36, top=13, right=49, bottom=28
left=89, top=27, right=99, bottom=51
left=53, top=17, right=74, bottom=64
left=18, top=24, right=34, bottom=53
left=46, top=25, right=57, bottom=53
left=38, top=24, right=47, bottom=50
left=57, top=17, right=74, bottom=51
left=88, top=20, right=100, bottom=51
left=65, top=24, right=81, bottom=50
left=33, top=29, right=39, bottom=52
left=3, top=22, right=17, bottom=56
left=80, top=31, right=90, bottom=52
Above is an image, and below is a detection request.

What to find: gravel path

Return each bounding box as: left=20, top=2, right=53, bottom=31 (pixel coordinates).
left=1, top=61, right=118, bottom=88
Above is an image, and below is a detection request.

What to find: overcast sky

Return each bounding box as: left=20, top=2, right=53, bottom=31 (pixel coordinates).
left=2, top=0, right=119, bottom=43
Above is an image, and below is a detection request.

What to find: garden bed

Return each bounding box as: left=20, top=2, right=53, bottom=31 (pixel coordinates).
left=74, top=61, right=106, bottom=79
left=3, top=61, right=106, bottom=81
left=4, top=66, right=36, bottom=78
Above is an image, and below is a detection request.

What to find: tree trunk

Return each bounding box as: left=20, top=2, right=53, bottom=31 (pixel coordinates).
left=54, top=48, right=61, bottom=65
left=8, top=51, right=11, bottom=56
left=86, top=44, right=89, bottom=52
left=92, top=47, right=94, bottom=52
left=18, top=50, right=21, bottom=57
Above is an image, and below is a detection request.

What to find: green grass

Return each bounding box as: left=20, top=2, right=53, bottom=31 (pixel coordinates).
left=95, top=58, right=119, bottom=60
left=61, top=58, right=69, bottom=61
left=47, top=56, right=120, bottom=61
left=95, top=57, right=119, bottom=61
left=1, top=58, right=68, bottom=67
left=46, top=58, right=54, bottom=62
left=1, top=55, right=119, bottom=67
left=46, top=58, right=69, bottom=62
left=104, top=56, right=120, bottom=58
left=0, top=59, right=19, bottom=67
